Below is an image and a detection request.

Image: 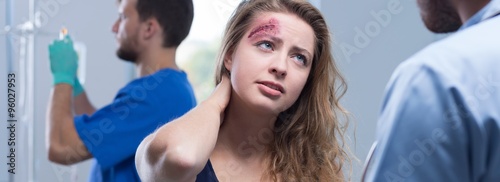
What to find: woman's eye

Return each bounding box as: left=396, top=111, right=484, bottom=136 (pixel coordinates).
left=257, top=41, right=273, bottom=51
left=294, top=54, right=308, bottom=65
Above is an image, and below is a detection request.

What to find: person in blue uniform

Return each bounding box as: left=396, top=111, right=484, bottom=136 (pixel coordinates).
left=45, top=0, right=195, bottom=181
left=135, top=0, right=352, bottom=181
left=363, top=0, right=500, bottom=181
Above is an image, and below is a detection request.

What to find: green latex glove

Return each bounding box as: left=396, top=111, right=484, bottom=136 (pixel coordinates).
left=73, top=78, right=84, bottom=97
left=48, top=35, right=78, bottom=86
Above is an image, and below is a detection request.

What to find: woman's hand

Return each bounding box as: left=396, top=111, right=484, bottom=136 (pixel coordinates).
left=205, top=75, right=232, bottom=115
left=136, top=75, right=232, bottom=181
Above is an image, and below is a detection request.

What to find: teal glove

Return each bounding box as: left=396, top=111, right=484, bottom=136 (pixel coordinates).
left=48, top=35, right=78, bottom=86
left=73, top=78, right=84, bottom=97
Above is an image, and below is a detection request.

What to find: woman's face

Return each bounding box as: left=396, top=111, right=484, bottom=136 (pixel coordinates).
left=225, top=12, right=315, bottom=115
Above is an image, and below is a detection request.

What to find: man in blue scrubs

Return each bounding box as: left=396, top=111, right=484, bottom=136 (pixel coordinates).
left=45, top=0, right=195, bottom=181
left=364, top=0, right=500, bottom=181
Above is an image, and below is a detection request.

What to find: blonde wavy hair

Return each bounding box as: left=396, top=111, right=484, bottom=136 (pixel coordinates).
left=215, top=0, right=350, bottom=181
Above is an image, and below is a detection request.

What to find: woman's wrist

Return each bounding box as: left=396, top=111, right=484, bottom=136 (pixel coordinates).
left=199, top=100, right=225, bottom=126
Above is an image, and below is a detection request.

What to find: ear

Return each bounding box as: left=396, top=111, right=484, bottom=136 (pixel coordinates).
left=142, top=18, right=157, bottom=40
left=223, top=49, right=234, bottom=72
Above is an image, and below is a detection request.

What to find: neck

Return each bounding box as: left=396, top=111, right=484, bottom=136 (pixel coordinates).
left=136, top=46, right=179, bottom=77
left=217, top=95, right=277, bottom=161
left=453, top=0, right=490, bottom=23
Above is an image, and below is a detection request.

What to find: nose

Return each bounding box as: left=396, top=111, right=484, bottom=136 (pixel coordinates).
left=112, top=19, right=119, bottom=33
left=269, top=56, right=287, bottom=78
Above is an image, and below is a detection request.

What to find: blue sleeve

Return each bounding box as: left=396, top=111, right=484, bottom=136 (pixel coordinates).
left=365, top=63, right=476, bottom=182
left=74, top=85, right=165, bottom=170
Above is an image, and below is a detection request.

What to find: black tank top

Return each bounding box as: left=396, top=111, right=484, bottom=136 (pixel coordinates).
left=196, top=160, right=219, bottom=182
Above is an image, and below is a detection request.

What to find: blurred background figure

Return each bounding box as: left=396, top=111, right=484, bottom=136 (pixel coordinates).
left=363, top=0, right=500, bottom=181
left=44, top=0, right=196, bottom=181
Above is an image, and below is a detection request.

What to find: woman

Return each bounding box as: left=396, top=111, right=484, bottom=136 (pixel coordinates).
left=135, top=0, right=350, bottom=181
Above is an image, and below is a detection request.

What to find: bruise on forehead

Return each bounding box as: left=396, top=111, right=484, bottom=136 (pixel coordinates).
left=248, top=18, right=280, bottom=39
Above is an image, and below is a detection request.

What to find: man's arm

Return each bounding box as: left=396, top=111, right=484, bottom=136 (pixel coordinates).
left=45, top=36, right=92, bottom=165
left=72, top=78, right=96, bottom=116
left=46, top=84, right=92, bottom=165
left=74, top=92, right=96, bottom=116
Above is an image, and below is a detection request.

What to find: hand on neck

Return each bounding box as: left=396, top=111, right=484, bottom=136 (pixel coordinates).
left=217, top=97, right=278, bottom=160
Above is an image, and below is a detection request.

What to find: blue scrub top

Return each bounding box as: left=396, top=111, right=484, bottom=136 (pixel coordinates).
left=74, top=68, right=197, bottom=182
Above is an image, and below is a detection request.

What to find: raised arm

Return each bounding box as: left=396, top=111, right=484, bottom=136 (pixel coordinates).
left=73, top=79, right=96, bottom=115
left=45, top=36, right=92, bottom=165
left=46, top=84, right=92, bottom=165
left=135, top=76, right=231, bottom=181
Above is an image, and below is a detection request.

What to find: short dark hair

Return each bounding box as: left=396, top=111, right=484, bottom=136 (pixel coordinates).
left=136, top=0, right=194, bottom=47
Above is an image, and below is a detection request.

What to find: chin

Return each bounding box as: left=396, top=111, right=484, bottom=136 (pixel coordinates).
left=116, top=47, right=138, bottom=63
left=252, top=97, right=290, bottom=116
left=419, top=1, right=462, bottom=33
left=424, top=19, right=462, bottom=33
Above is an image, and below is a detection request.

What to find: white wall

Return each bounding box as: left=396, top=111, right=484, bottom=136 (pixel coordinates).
left=0, top=0, right=439, bottom=181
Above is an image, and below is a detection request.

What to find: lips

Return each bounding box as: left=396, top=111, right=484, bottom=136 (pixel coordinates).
left=257, top=81, right=285, bottom=93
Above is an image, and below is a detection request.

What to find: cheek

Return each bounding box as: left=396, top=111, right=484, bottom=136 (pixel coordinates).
left=117, top=25, right=126, bottom=38
left=287, top=73, right=309, bottom=103
left=119, top=21, right=132, bottom=37
left=227, top=59, right=244, bottom=93
left=230, top=53, right=260, bottom=81
left=230, top=61, right=251, bottom=92
left=291, top=82, right=306, bottom=98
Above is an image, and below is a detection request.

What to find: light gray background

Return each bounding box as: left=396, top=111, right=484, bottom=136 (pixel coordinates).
left=0, top=0, right=438, bottom=181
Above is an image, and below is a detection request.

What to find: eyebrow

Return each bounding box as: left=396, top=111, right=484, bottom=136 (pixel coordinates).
left=268, top=35, right=283, bottom=45
left=290, top=46, right=313, bottom=61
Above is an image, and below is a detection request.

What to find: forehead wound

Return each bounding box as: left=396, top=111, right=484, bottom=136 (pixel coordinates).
left=248, top=18, right=280, bottom=39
